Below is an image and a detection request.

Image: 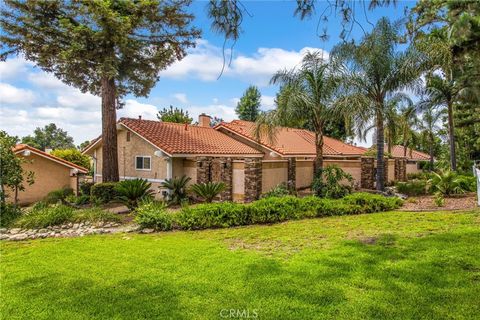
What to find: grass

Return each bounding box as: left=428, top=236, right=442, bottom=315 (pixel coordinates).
left=1, top=209, right=479, bottom=319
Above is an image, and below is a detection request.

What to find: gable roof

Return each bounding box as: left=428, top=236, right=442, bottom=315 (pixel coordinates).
left=84, top=118, right=263, bottom=156
left=216, top=120, right=366, bottom=157
left=13, top=144, right=88, bottom=173
left=391, top=145, right=430, bottom=161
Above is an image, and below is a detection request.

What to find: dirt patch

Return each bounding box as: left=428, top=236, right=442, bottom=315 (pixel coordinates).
left=358, top=236, right=378, bottom=245
left=400, top=193, right=479, bottom=211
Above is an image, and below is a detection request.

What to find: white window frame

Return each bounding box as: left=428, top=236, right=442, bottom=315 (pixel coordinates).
left=135, top=156, right=152, bottom=171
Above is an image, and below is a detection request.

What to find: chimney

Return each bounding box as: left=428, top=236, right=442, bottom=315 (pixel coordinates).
left=198, top=113, right=211, bottom=127
left=138, top=115, right=142, bottom=120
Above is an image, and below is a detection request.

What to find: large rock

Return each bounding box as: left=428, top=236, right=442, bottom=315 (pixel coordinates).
left=10, top=234, right=28, bottom=241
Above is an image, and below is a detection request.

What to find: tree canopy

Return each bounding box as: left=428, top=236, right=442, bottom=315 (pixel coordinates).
left=157, top=105, right=193, bottom=124
left=21, top=123, right=75, bottom=151
left=236, top=85, right=261, bottom=121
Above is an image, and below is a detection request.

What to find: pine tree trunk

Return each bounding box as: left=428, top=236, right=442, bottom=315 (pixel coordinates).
left=101, top=77, right=119, bottom=182
left=376, top=109, right=385, bottom=191
left=447, top=101, right=457, bottom=171
left=314, top=130, right=324, bottom=176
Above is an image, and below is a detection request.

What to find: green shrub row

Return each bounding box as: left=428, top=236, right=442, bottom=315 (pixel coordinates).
left=15, top=205, right=121, bottom=229
left=396, top=180, right=429, bottom=196
left=135, top=193, right=403, bottom=231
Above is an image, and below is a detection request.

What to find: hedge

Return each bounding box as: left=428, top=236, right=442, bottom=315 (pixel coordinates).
left=136, top=192, right=403, bottom=231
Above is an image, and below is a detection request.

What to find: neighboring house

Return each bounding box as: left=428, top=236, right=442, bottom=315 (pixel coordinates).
left=390, top=145, right=431, bottom=175
left=215, top=120, right=367, bottom=189
left=9, top=144, right=88, bottom=205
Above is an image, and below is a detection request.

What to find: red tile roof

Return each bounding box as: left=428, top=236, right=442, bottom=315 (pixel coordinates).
left=13, top=144, right=88, bottom=173
left=391, top=145, right=430, bottom=161
left=115, top=118, right=262, bottom=156
left=216, top=120, right=366, bottom=157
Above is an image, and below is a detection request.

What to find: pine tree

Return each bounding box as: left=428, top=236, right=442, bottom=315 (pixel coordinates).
left=235, top=86, right=261, bottom=121
left=1, top=1, right=200, bottom=181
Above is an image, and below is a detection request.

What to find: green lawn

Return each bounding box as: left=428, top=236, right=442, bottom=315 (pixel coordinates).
left=1, top=210, right=479, bottom=320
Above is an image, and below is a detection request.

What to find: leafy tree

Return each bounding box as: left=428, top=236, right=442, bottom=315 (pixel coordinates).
left=332, top=18, right=423, bottom=190
left=257, top=51, right=342, bottom=173
left=235, top=85, right=261, bottom=121
left=21, top=123, right=75, bottom=151
left=210, top=116, right=224, bottom=127
left=158, top=105, right=193, bottom=124
left=51, top=149, right=91, bottom=171
left=0, top=130, right=34, bottom=205
left=78, top=140, right=91, bottom=151
left=1, top=1, right=200, bottom=182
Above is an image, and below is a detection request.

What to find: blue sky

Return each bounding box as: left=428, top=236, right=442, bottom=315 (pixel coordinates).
left=0, top=1, right=414, bottom=146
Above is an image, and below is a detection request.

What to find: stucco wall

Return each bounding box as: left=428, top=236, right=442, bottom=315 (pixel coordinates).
left=232, top=161, right=245, bottom=202
left=388, top=159, right=395, bottom=183
left=296, top=160, right=314, bottom=189
left=261, top=160, right=288, bottom=193
left=406, top=162, right=421, bottom=175
left=182, top=159, right=197, bottom=186
left=324, top=159, right=362, bottom=186
left=93, top=129, right=168, bottom=183
left=8, top=153, right=75, bottom=205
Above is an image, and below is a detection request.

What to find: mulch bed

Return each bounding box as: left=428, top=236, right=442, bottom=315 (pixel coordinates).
left=400, top=193, right=479, bottom=211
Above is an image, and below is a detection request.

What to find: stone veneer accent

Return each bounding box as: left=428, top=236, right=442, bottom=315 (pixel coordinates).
left=361, top=157, right=375, bottom=189
left=383, top=159, right=389, bottom=185
left=244, top=158, right=262, bottom=202
left=196, top=157, right=211, bottom=184
left=287, top=158, right=296, bottom=190
left=394, top=158, right=407, bottom=182
left=211, top=157, right=233, bottom=201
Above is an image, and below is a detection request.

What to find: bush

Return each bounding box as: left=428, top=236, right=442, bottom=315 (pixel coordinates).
left=261, top=183, right=293, bottom=198
left=428, top=170, right=470, bottom=196
left=161, top=176, right=191, bottom=205
left=44, top=187, right=74, bottom=204
left=79, top=182, right=94, bottom=196
left=115, top=179, right=155, bottom=210
left=312, top=165, right=353, bottom=199
left=247, top=196, right=303, bottom=224
left=51, top=149, right=91, bottom=170
left=434, top=192, right=445, bottom=207
left=16, top=204, right=75, bottom=228
left=190, top=181, right=226, bottom=203
left=0, top=203, right=22, bottom=227
left=73, top=207, right=121, bottom=224
left=343, top=192, right=403, bottom=213
left=177, top=202, right=246, bottom=230
left=90, top=182, right=119, bottom=203
left=396, top=180, right=429, bottom=196
left=135, top=201, right=173, bottom=231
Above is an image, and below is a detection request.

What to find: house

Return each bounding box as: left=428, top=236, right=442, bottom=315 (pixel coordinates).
left=390, top=145, right=431, bottom=175
left=215, top=120, right=368, bottom=190
left=9, top=144, right=88, bottom=205
left=83, top=115, right=409, bottom=202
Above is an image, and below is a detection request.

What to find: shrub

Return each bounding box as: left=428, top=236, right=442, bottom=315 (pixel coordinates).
left=135, top=201, right=173, bottom=231
left=73, top=207, right=121, bottom=224
left=428, top=170, right=468, bottom=196
left=343, top=192, right=403, bottom=213
left=395, top=180, right=429, bottom=196
left=44, top=187, right=74, bottom=204
left=0, top=203, right=22, bottom=227
left=261, top=183, right=292, bottom=198
left=312, top=165, right=353, bottom=199
left=190, top=181, right=226, bottom=203
left=51, top=149, right=91, bottom=170
left=79, top=182, right=94, bottom=196
left=90, top=182, right=119, bottom=203
left=434, top=192, right=445, bottom=207
left=177, top=202, right=246, bottom=230
left=115, top=179, right=155, bottom=210
left=161, top=176, right=191, bottom=205
left=247, top=196, right=303, bottom=224
left=15, top=205, right=75, bottom=228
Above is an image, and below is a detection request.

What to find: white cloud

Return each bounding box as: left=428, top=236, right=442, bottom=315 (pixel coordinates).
left=117, top=99, right=159, bottom=120
left=56, top=90, right=100, bottom=110
left=161, top=40, right=328, bottom=86
left=173, top=93, right=188, bottom=104
left=261, top=95, right=275, bottom=110
left=0, top=56, right=34, bottom=80
left=0, top=82, right=35, bottom=105
left=28, top=72, right=67, bottom=90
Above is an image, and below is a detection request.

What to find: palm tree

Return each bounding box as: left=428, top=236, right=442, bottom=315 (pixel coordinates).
left=332, top=18, right=423, bottom=190
left=256, top=51, right=342, bottom=174
left=398, top=103, right=419, bottom=157
left=417, top=105, right=443, bottom=170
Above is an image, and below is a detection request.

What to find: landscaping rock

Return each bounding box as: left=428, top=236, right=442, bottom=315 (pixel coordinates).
left=0, top=228, right=7, bottom=234
left=9, top=228, right=21, bottom=235
left=142, top=228, right=154, bottom=234
left=10, top=234, right=28, bottom=241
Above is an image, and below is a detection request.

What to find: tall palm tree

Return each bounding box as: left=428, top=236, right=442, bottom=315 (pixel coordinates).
left=332, top=18, right=423, bottom=190
left=256, top=51, right=341, bottom=174
left=417, top=105, right=443, bottom=170
left=398, top=103, right=419, bottom=157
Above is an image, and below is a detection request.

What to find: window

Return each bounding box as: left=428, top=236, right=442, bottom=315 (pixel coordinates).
left=135, top=156, right=151, bottom=170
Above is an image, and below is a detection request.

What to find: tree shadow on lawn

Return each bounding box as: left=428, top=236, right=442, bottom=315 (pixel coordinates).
left=240, top=231, right=480, bottom=319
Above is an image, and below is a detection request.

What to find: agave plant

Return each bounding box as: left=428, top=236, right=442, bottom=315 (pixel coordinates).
left=115, top=179, right=155, bottom=210
left=161, top=176, right=191, bottom=205
left=428, top=170, right=466, bottom=196
left=190, top=181, right=226, bottom=203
